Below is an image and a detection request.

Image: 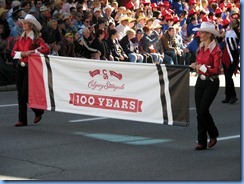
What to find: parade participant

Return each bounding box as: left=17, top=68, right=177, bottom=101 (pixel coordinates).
left=190, top=22, right=221, bottom=150
left=222, top=18, right=240, bottom=104
left=11, top=14, right=50, bottom=127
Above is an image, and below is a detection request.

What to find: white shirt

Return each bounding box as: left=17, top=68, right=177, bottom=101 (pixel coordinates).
left=115, top=24, right=129, bottom=41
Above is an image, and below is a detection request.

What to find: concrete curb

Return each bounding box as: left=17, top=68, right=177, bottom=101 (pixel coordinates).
left=0, top=85, right=16, bottom=92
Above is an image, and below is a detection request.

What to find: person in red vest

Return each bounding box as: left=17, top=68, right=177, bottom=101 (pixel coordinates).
left=11, top=14, right=50, bottom=127
left=190, top=22, right=221, bottom=150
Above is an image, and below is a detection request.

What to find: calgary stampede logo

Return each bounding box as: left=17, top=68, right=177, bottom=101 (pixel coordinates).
left=88, top=69, right=125, bottom=91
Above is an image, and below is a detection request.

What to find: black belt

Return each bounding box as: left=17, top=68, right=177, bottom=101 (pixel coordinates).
left=19, top=62, right=28, bottom=67
left=199, top=74, right=219, bottom=81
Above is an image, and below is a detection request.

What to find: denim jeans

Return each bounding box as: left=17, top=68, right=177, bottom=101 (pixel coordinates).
left=128, top=53, right=144, bottom=63
left=164, top=50, right=178, bottom=65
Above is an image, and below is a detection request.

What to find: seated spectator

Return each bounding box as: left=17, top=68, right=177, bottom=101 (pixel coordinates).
left=139, top=25, right=163, bottom=64
left=151, top=23, right=174, bottom=65
left=161, top=26, right=179, bottom=65
left=0, top=9, right=10, bottom=43
left=57, top=32, right=76, bottom=57
left=186, top=31, right=200, bottom=64
left=78, top=16, right=90, bottom=35
left=7, top=6, right=22, bottom=30
left=115, top=15, right=130, bottom=41
left=102, top=4, right=115, bottom=28
left=132, top=28, right=154, bottom=63
left=61, top=14, right=77, bottom=36
left=46, top=36, right=60, bottom=56
left=91, top=29, right=113, bottom=60
left=73, top=11, right=83, bottom=31
left=119, top=29, right=143, bottom=63
left=10, top=19, right=23, bottom=38
left=174, top=24, right=191, bottom=65
left=94, top=17, right=107, bottom=38
left=78, top=27, right=101, bottom=59
left=107, top=29, right=128, bottom=62
left=42, top=18, right=62, bottom=44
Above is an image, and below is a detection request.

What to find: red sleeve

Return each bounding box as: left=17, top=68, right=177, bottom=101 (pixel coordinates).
left=37, top=38, right=50, bottom=55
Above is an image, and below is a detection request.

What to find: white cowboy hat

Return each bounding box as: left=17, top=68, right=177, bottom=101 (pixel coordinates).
left=103, top=4, right=113, bottom=12
left=118, top=15, right=131, bottom=22
left=192, top=22, right=220, bottom=36
left=19, top=14, right=42, bottom=31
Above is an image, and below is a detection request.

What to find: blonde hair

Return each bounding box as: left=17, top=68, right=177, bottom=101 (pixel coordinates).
left=126, top=29, right=135, bottom=36
left=29, top=22, right=40, bottom=39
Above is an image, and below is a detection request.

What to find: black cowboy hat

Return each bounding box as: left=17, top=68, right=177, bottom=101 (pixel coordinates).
left=12, top=6, right=23, bottom=15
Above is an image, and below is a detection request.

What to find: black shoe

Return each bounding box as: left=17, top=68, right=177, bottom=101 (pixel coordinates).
left=222, top=98, right=230, bottom=103
left=229, top=97, right=238, bottom=104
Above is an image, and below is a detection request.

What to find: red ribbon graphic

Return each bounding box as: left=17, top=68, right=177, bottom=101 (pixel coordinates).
left=69, top=93, right=142, bottom=113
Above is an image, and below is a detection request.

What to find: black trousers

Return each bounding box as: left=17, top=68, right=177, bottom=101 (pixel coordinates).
left=222, top=58, right=239, bottom=100
left=16, top=64, right=44, bottom=123
left=195, top=77, right=219, bottom=146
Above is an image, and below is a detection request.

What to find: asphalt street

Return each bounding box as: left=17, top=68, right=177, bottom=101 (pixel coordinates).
left=0, top=74, right=241, bottom=181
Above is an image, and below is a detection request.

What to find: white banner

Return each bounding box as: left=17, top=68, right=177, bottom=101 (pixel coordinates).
left=28, top=55, right=189, bottom=126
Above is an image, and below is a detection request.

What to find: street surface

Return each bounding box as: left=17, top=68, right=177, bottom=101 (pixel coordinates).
left=0, top=74, right=241, bottom=181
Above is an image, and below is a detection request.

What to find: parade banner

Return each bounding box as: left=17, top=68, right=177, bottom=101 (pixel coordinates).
left=28, top=54, right=189, bottom=126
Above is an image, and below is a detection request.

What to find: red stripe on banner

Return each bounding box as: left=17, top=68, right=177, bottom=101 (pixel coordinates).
left=28, top=54, right=47, bottom=110
left=69, top=93, right=142, bottom=113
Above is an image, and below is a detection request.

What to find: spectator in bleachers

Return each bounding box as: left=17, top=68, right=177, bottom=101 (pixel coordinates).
left=103, top=4, right=115, bottom=28
left=10, top=18, right=23, bottom=38
left=92, top=7, right=102, bottom=25
left=79, top=27, right=101, bottom=59
left=175, top=25, right=191, bottom=65
left=91, top=29, right=113, bottom=60
left=140, top=25, right=163, bottom=64
left=107, top=29, right=128, bottom=61
left=115, top=15, right=130, bottom=41
left=7, top=5, right=22, bottom=30
left=6, top=0, right=20, bottom=20
left=119, top=29, right=143, bottom=63
left=63, top=0, right=76, bottom=14
left=42, top=18, right=62, bottom=44
left=0, top=7, right=9, bottom=39
left=20, top=1, right=31, bottom=18
left=0, top=0, right=6, bottom=9
left=57, top=32, right=76, bottom=57
left=161, top=26, right=179, bottom=64
left=38, top=5, right=50, bottom=34
left=186, top=31, right=200, bottom=64
left=78, top=0, right=91, bottom=12
left=73, top=11, right=83, bottom=31
left=70, top=7, right=77, bottom=20
left=61, top=14, right=77, bottom=36
left=95, top=18, right=108, bottom=38
left=114, top=6, right=126, bottom=24
left=135, top=15, right=147, bottom=31
left=151, top=23, right=174, bottom=65
left=187, top=16, right=199, bottom=40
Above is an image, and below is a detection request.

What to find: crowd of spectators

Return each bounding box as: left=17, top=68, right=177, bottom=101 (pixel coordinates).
left=0, top=0, right=240, bottom=67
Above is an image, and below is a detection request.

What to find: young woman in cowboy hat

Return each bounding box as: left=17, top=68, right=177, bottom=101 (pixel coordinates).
left=11, top=14, right=50, bottom=127
left=190, top=22, right=221, bottom=150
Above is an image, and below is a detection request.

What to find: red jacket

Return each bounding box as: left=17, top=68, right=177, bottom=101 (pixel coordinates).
left=196, top=41, right=222, bottom=76
left=11, top=36, right=50, bottom=63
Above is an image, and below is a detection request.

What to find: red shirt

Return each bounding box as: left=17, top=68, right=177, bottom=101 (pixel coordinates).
left=11, top=35, right=50, bottom=63
left=196, top=41, right=222, bottom=76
